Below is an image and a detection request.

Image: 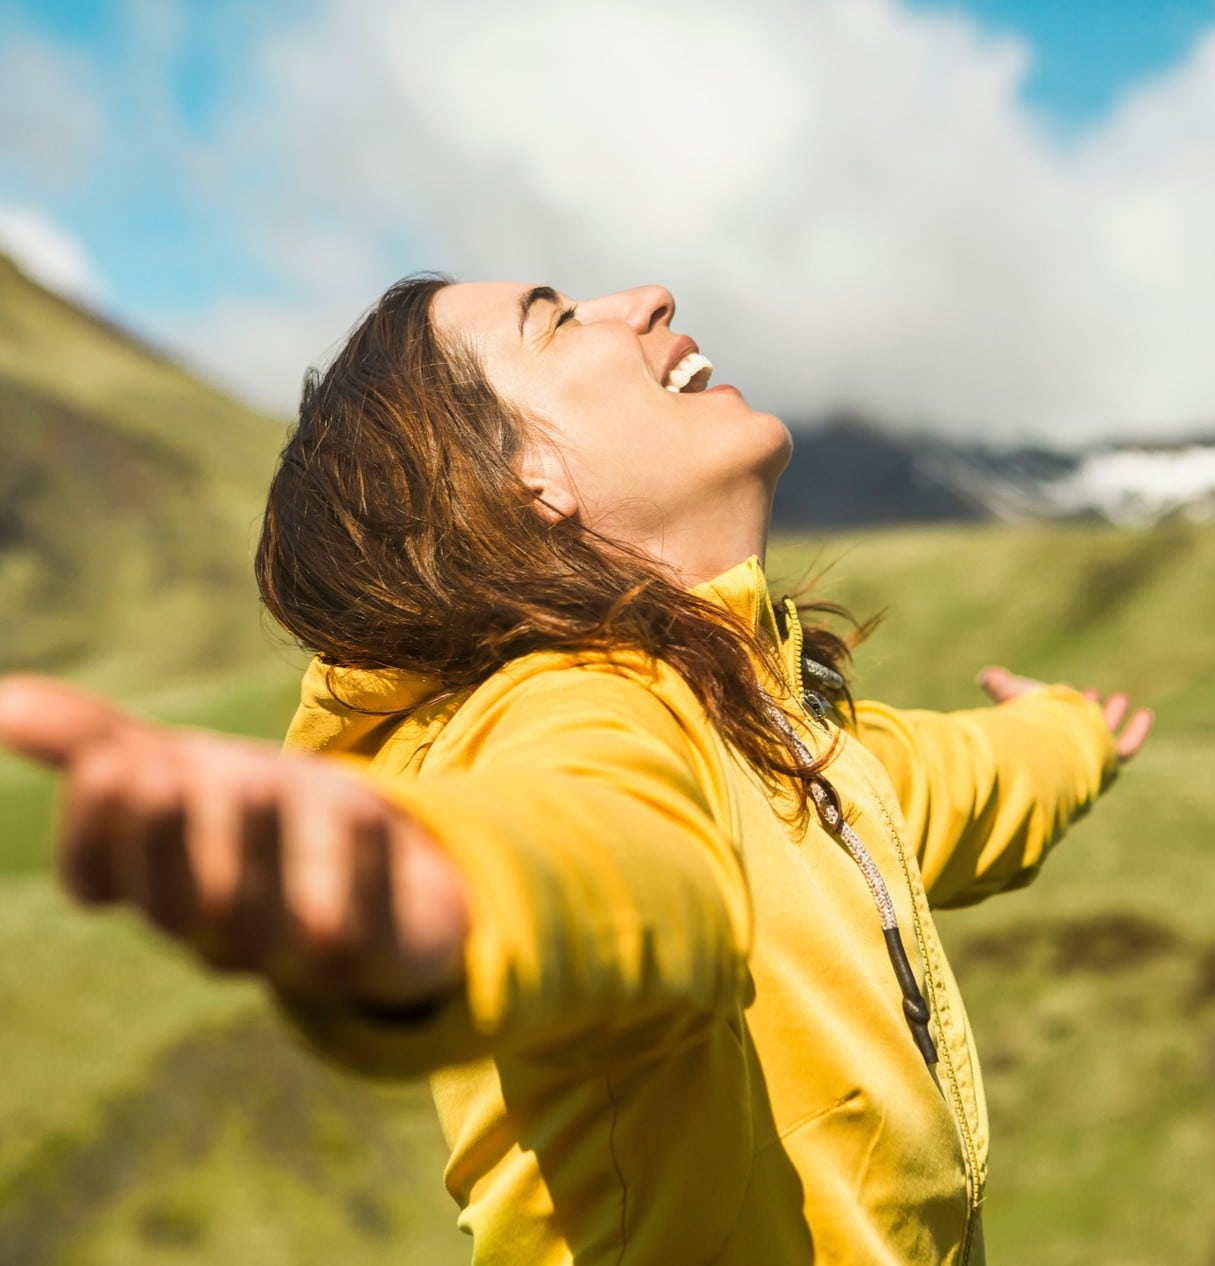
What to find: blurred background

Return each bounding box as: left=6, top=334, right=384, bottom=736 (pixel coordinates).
left=1, top=1, right=1213, bottom=1262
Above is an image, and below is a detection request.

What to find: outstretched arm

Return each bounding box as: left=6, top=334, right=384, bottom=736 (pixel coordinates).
left=851, top=667, right=1153, bottom=908
left=1, top=668, right=751, bottom=1078
left=0, top=674, right=470, bottom=1011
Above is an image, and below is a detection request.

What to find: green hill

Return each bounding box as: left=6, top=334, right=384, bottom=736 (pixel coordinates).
left=0, top=257, right=306, bottom=875
left=0, top=254, right=287, bottom=687
left=770, top=518, right=1215, bottom=735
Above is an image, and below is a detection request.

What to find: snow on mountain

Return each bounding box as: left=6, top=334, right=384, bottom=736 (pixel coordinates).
left=775, top=416, right=1215, bottom=530
left=1035, top=446, right=1215, bottom=527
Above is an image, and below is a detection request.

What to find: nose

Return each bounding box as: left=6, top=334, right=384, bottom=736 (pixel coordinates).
left=583, top=285, right=675, bottom=333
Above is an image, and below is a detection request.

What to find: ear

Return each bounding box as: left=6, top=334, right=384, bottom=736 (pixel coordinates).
left=517, top=444, right=580, bottom=526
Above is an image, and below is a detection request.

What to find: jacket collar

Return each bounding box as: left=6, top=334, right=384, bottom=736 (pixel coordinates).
left=692, top=555, right=781, bottom=640
left=693, top=554, right=800, bottom=691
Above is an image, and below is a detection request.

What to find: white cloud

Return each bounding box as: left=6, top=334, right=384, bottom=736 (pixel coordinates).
left=0, top=31, right=110, bottom=188
left=171, top=220, right=399, bottom=412
left=175, top=0, right=1215, bottom=442
left=0, top=203, right=106, bottom=302
left=177, top=285, right=374, bottom=415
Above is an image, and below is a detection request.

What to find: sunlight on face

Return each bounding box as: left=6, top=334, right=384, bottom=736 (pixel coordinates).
left=431, top=280, right=791, bottom=582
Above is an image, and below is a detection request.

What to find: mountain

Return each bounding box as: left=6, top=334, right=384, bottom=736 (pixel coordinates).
left=772, top=414, right=989, bottom=528
left=0, top=255, right=287, bottom=689
left=772, top=414, right=1215, bottom=531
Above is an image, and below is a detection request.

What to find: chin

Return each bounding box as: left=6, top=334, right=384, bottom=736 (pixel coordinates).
left=754, top=410, right=794, bottom=481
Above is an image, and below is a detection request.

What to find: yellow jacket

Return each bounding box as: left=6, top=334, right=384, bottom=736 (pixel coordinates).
left=281, top=556, right=1117, bottom=1265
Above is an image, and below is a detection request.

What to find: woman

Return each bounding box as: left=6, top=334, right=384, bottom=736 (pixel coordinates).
left=0, top=276, right=1151, bottom=1264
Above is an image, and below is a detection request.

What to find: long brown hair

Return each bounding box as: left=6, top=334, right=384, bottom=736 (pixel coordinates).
left=255, top=275, right=865, bottom=815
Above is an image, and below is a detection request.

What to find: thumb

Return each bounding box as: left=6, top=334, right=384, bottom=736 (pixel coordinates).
left=976, top=665, right=1045, bottom=704
left=0, top=675, right=137, bottom=768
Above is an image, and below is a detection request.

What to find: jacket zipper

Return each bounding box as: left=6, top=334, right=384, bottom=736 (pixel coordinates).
left=781, top=599, right=980, bottom=1258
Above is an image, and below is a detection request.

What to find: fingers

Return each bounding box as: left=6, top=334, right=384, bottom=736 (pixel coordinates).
left=1114, top=707, right=1154, bottom=763
left=324, top=806, right=412, bottom=1000
left=278, top=769, right=356, bottom=953
left=189, top=786, right=285, bottom=974
left=0, top=675, right=138, bottom=769
left=222, top=797, right=286, bottom=967
left=1080, top=688, right=1153, bottom=763
left=346, top=809, right=400, bottom=964
left=61, top=733, right=200, bottom=925
left=273, top=772, right=421, bottom=1003
left=7, top=678, right=467, bottom=1005
left=975, top=666, right=1005, bottom=701
left=137, top=791, right=196, bottom=936
left=1102, top=692, right=1129, bottom=733
left=976, top=665, right=1045, bottom=703
left=977, top=666, right=1155, bottom=764
left=59, top=740, right=128, bottom=903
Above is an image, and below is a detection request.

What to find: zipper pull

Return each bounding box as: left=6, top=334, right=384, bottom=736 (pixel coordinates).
left=802, top=689, right=831, bottom=728
left=802, top=652, right=844, bottom=694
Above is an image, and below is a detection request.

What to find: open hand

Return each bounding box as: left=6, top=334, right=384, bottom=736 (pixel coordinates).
left=976, top=665, right=1153, bottom=763
left=0, top=675, right=468, bottom=1008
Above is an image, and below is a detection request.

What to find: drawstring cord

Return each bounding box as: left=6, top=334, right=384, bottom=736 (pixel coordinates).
left=764, top=694, right=939, bottom=1067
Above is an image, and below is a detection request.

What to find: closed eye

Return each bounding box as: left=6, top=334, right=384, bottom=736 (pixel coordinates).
left=554, top=304, right=578, bottom=330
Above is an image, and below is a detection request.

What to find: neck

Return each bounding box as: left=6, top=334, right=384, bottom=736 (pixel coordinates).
left=632, top=486, right=774, bottom=589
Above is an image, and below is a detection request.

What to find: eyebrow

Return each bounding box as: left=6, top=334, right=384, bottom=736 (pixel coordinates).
left=518, top=285, right=561, bottom=337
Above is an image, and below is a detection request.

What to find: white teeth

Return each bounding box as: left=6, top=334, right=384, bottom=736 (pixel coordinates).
left=664, top=351, right=713, bottom=393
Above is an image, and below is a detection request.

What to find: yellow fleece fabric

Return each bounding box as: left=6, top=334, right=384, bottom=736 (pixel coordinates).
left=279, top=556, right=1117, bottom=1265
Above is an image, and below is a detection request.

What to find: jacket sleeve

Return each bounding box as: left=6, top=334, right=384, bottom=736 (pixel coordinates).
left=275, top=667, right=752, bottom=1079
left=850, top=685, right=1119, bottom=909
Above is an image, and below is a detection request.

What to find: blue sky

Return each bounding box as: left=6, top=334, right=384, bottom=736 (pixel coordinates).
left=0, top=0, right=298, bottom=308
left=2, top=0, right=1215, bottom=440
left=8, top=0, right=1209, bottom=311
left=910, top=0, right=1215, bottom=124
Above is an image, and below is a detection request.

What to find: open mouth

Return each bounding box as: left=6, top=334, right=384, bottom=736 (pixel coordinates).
left=663, top=351, right=714, bottom=393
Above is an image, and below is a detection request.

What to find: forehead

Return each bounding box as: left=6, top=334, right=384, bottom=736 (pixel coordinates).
left=431, top=281, right=533, bottom=353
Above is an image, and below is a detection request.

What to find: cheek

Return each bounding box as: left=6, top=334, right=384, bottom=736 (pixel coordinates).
left=510, top=334, right=664, bottom=497
left=555, top=410, right=670, bottom=526
left=546, top=371, right=657, bottom=457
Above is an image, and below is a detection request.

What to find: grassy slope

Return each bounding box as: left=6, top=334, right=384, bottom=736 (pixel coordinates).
left=0, top=254, right=286, bottom=689
left=1, top=523, right=1209, bottom=1265
left=1, top=270, right=1210, bottom=1266
left=771, top=523, right=1215, bottom=1266
left=0, top=252, right=300, bottom=871
left=0, top=259, right=466, bottom=1263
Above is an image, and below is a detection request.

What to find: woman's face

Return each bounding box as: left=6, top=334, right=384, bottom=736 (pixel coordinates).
left=430, top=281, right=792, bottom=577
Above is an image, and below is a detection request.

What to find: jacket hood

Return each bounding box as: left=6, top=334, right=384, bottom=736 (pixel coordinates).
left=285, top=659, right=444, bottom=758
left=284, top=554, right=784, bottom=758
